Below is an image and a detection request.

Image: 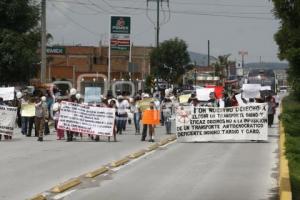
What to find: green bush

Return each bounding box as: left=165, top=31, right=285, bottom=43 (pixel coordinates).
left=282, top=95, right=300, bottom=200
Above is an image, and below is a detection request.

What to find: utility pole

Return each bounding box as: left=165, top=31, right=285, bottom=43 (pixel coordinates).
left=147, top=0, right=169, bottom=48
left=208, top=40, right=210, bottom=67
left=41, top=0, right=47, bottom=83
left=238, top=50, right=248, bottom=68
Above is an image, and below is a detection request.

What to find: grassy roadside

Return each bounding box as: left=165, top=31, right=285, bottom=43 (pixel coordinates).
left=281, top=95, right=300, bottom=200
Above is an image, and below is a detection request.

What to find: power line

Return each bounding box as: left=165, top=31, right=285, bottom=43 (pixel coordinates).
left=48, top=0, right=274, bottom=20
left=116, top=6, right=275, bottom=20
left=51, top=3, right=100, bottom=37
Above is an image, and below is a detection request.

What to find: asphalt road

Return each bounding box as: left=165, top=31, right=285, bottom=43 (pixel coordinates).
left=64, top=122, right=279, bottom=200
left=0, top=124, right=169, bottom=200
left=0, top=103, right=281, bottom=200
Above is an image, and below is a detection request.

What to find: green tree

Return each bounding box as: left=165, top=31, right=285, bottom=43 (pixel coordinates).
left=214, top=54, right=231, bottom=80
left=150, top=37, right=191, bottom=84
left=272, top=0, right=300, bottom=97
left=0, top=0, right=40, bottom=84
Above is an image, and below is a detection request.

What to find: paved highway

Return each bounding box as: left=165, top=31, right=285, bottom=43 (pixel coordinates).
left=0, top=125, right=169, bottom=200
left=64, top=122, right=279, bottom=200
left=0, top=107, right=280, bottom=200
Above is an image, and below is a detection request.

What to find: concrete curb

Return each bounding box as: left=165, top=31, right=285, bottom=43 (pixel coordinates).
left=28, top=194, right=46, bottom=200
left=279, top=121, right=292, bottom=200
left=129, top=149, right=147, bottom=159
left=85, top=166, right=109, bottom=178
left=111, top=157, right=130, bottom=167
left=158, top=138, right=170, bottom=146
left=51, top=178, right=81, bottom=193
left=147, top=143, right=160, bottom=151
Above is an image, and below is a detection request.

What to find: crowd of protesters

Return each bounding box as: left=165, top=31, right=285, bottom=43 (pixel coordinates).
left=0, top=86, right=279, bottom=142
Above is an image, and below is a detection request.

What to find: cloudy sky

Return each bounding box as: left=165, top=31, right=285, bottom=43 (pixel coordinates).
left=46, top=0, right=282, bottom=63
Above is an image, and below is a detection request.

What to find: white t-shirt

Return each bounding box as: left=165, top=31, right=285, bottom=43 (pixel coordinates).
left=117, top=99, right=129, bottom=115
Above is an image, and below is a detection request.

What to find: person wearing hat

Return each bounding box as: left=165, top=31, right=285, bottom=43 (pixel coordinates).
left=35, top=96, right=49, bottom=141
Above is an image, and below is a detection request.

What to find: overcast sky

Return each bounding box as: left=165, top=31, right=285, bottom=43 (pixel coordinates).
left=46, top=0, right=282, bottom=63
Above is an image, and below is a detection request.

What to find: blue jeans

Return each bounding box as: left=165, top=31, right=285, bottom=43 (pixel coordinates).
left=116, top=114, right=127, bottom=134
left=21, top=117, right=34, bottom=136
left=134, top=113, right=141, bottom=133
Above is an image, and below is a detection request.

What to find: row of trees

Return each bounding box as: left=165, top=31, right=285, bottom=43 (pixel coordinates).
left=147, top=37, right=233, bottom=89
left=0, top=0, right=40, bottom=85
left=272, top=0, right=300, bottom=98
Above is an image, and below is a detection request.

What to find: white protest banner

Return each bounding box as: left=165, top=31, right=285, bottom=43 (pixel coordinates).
left=84, top=87, right=101, bottom=104
left=0, top=87, right=14, bottom=101
left=242, top=84, right=261, bottom=99
left=260, top=86, right=271, bottom=91
left=235, top=93, right=246, bottom=106
left=57, top=101, right=115, bottom=136
left=0, top=106, right=17, bottom=136
left=196, top=88, right=215, bottom=101
left=176, top=103, right=268, bottom=142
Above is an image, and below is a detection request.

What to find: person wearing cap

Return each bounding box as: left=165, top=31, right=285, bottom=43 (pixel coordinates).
left=35, top=96, right=49, bottom=141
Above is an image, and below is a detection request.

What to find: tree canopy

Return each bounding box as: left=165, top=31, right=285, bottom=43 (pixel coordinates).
left=150, top=37, right=191, bottom=85
left=0, top=0, right=40, bottom=84
left=272, top=0, right=300, bottom=96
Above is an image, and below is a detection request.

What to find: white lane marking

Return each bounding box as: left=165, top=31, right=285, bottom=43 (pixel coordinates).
left=52, top=189, right=77, bottom=200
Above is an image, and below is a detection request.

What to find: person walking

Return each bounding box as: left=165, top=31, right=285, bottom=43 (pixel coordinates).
left=21, top=95, right=35, bottom=137
left=267, top=95, right=276, bottom=127
left=141, top=101, right=159, bottom=142
left=162, top=97, right=173, bottom=134
left=108, top=99, right=117, bottom=142
left=131, top=96, right=141, bottom=134
left=35, top=97, right=49, bottom=141
left=116, top=96, right=129, bottom=135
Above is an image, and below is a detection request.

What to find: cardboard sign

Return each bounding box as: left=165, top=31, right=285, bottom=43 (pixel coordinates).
left=0, top=87, right=14, bottom=101
left=242, top=84, right=261, bottom=99
left=137, top=98, right=158, bottom=112
left=142, top=110, right=160, bottom=125
left=84, top=87, right=101, bottom=104
left=179, top=94, right=191, bottom=103
left=21, top=104, right=36, bottom=117
left=0, top=106, right=17, bottom=136
left=196, top=88, right=215, bottom=101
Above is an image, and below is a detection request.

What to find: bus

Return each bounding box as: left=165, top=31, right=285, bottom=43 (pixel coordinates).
left=247, top=69, right=277, bottom=93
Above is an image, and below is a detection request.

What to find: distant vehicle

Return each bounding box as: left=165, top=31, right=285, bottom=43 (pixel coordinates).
left=279, top=85, right=288, bottom=93
left=247, top=69, right=277, bottom=93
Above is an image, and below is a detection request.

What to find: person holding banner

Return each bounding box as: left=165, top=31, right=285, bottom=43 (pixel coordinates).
left=141, top=101, right=160, bottom=142
left=21, top=95, right=35, bottom=137
left=108, top=99, right=117, bottom=142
